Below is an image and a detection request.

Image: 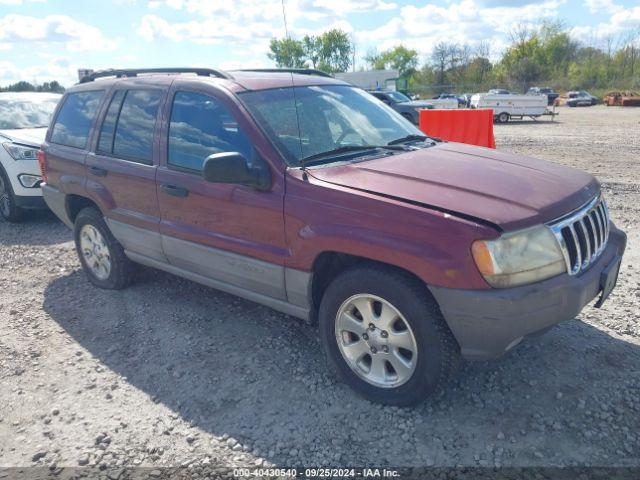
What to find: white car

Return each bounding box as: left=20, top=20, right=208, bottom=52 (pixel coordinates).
left=0, top=92, right=61, bottom=222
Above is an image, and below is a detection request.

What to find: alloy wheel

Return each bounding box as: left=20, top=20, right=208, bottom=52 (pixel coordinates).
left=79, top=224, right=112, bottom=280
left=0, top=175, right=10, bottom=218
left=335, top=294, right=418, bottom=388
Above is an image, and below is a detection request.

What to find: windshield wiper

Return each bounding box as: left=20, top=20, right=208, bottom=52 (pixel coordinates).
left=300, top=145, right=404, bottom=167
left=387, top=134, right=429, bottom=146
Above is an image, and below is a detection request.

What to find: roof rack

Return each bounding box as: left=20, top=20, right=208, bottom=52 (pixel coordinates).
left=78, top=68, right=232, bottom=84
left=236, top=68, right=333, bottom=78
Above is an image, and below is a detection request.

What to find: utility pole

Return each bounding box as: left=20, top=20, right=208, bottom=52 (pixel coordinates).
left=281, top=0, right=289, bottom=39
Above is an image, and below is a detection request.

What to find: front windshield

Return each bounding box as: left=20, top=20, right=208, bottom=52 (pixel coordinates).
left=239, top=85, right=423, bottom=166
left=0, top=97, right=60, bottom=129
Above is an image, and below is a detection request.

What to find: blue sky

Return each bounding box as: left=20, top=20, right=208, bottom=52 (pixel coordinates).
left=0, top=0, right=638, bottom=86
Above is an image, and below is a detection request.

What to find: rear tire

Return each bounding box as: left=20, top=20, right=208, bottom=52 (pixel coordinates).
left=497, top=112, right=510, bottom=123
left=0, top=167, right=25, bottom=223
left=73, top=207, right=134, bottom=290
left=319, top=265, right=460, bottom=406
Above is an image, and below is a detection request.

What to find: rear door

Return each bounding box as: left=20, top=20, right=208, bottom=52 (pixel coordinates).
left=156, top=84, right=288, bottom=300
left=45, top=89, right=106, bottom=196
left=86, top=86, right=167, bottom=262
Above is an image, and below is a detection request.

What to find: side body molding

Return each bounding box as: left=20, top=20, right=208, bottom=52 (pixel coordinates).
left=105, top=218, right=313, bottom=321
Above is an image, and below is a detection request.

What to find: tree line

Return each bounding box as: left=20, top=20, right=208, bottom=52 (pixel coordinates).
left=0, top=80, right=65, bottom=93
left=268, top=21, right=639, bottom=95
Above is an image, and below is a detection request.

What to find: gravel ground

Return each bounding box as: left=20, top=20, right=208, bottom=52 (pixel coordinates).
left=0, top=106, right=638, bottom=474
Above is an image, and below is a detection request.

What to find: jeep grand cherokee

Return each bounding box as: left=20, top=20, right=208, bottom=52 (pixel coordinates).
left=40, top=68, right=626, bottom=405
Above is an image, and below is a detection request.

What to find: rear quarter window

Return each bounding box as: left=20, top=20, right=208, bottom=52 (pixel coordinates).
left=50, top=90, right=104, bottom=149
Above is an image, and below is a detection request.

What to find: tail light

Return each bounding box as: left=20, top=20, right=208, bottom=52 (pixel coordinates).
left=37, top=150, right=47, bottom=184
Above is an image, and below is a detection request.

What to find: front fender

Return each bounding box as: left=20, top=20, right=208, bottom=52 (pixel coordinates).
left=284, top=172, right=496, bottom=290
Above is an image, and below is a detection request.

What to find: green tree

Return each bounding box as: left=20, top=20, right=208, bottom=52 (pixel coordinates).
left=267, top=29, right=352, bottom=73
left=302, top=35, right=322, bottom=69
left=365, top=45, right=419, bottom=77
left=267, top=37, right=307, bottom=68
left=317, top=29, right=352, bottom=73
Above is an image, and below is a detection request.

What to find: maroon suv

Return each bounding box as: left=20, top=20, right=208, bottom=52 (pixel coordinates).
left=40, top=68, right=626, bottom=405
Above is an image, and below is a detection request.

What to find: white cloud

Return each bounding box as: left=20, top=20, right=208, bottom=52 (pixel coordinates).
left=0, top=56, right=78, bottom=86
left=138, top=14, right=282, bottom=45
left=148, top=0, right=396, bottom=22
left=571, top=5, right=640, bottom=44
left=582, top=0, right=622, bottom=14
left=0, top=14, right=116, bottom=52
left=356, top=0, right=565, bottom=59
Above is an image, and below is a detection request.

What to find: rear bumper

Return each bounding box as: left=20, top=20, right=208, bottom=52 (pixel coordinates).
left=429, top=224, right=627, bottom=360
left=42, top=184, right=74, bottom=228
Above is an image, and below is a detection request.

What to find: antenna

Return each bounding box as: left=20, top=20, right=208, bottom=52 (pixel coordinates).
left=281, top=0, right=289, bottom=39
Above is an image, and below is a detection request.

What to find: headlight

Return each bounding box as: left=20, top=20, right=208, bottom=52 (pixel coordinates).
left=3, top=142, right=39, bottom=160
left=472, top=225, right=566, bottom=288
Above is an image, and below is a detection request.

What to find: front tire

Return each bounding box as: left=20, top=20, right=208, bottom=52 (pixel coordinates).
left=0, top=167, right=25, bottom=222
left=319, top=265, right=460, bottom=406
left=74, top=207, right=134, bottom=290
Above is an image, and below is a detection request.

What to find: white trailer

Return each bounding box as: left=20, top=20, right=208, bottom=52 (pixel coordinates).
left=470, top=93, right=548, bottom=122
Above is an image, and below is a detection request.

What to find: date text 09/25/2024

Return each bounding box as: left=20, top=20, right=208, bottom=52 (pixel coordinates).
left=233, top=468, right=400, bottom=478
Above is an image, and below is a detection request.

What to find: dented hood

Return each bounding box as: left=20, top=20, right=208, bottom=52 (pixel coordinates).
left=307, top=142, right=600, bottom=231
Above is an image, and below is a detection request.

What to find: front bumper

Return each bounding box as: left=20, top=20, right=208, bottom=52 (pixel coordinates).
left=429, top=224, right=627, bottom=360
left=15, top=194, right=47, bottom=210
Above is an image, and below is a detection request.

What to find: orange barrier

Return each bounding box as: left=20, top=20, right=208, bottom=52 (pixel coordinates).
left=418, top=108, right=496, bottom=149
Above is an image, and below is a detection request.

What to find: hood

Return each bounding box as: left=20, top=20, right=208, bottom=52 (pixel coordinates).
left=0, top=127, right=47, bottom=147
left=307, top=142, right=599, bottom=231
left=398, top=100, right=434, bottom=108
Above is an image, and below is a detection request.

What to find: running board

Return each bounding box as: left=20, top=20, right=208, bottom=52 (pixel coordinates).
left=125, top=250, right=311, bottom=322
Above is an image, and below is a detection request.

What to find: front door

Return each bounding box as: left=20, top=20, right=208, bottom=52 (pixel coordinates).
left=156, top=87, right=288, bottom=300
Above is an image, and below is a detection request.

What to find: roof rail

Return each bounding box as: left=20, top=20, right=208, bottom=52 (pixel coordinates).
left=78, top=68, right=232, bottom=84
left=236, top=68, right=333, bottom=78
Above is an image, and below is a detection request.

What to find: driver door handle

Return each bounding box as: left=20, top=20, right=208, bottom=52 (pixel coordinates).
left=161, top=184, right=189, bottom=198
left=88, top=166, right=108, bottom=177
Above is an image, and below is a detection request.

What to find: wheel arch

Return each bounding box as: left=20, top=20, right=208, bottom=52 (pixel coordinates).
left=66, top=194, right=102, bottom=224
left=309, top=251, right=429, bottom=314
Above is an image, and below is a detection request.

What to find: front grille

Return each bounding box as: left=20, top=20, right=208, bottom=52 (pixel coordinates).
left=548, top=196, right=610, bottom=275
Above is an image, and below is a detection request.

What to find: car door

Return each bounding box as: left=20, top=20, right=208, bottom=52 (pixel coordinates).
left=85, top=86, right=167, bottom=262
left=156, top=84, right=288, bottom=300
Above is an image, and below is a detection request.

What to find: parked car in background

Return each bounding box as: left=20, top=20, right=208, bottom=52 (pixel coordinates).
left=527, top=87, right=559, bottom=106
left=368, top=90, right=434, bottom=124
left=566, top=91, right=597, bottom=107
left=433, top=93, right=466, bottom=107
left=41, top=68, right=626, bottom=406
left=489, top=89, right=511, bottom=95
left=603, top=91, right=640, bottom=107
left=0, top=92, right=61, bottom=222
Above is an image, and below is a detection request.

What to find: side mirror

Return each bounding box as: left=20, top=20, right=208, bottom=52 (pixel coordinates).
left=202, top=152, right=270, bottom=190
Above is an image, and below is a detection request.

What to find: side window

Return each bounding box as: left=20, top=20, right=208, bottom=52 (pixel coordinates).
left=97, top=90, right=125, bottom=153
left=111, top=89, right=162, bottom=164
left=168, top=91, right=254, bottom=172
left=50, top=90, right=104, bottom=149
